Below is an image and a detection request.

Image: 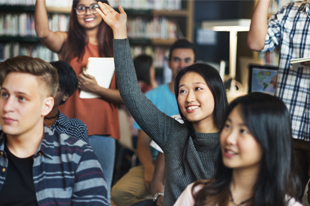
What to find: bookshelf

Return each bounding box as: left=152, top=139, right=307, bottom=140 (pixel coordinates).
left=0, top=1, right=194, bottom=77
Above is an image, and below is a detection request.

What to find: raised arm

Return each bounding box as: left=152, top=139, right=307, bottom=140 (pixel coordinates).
left=96, top=3, right=183, bottom=149
left=35, top=0, right=67, bottom=53
left=96, top=3, right=127, bottom=39
left=247, top=0, right=271, bottom=51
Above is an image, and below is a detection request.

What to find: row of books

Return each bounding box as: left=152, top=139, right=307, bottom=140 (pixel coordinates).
left=46, top=0, right=73, bottom=8
left=258, top=50, right=279, bottom=66
left=0, top=42, right=169, bottom=69
left=0, top=42, right=58, bottom=62
left=0, top=13, right=35, bottom=36
left=0, top=0, right=72, bottom=6
left=109, top=0, right=182, bottom=10
left=0, top=0, right=181, bottom=10
left=131, top=45, right=169, bottom=68
left=0, top=13, right=69, bottom=36
left=0, top=0, right=35, bottom=5
left=127, top=17, right=177, bottom=39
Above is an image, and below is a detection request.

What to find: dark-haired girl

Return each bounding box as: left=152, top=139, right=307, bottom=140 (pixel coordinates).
left=96, top=4, right=228, bottom=205
left=175, top=93, right=302, bottom=206
left=35, top=0, right=123, bottom=200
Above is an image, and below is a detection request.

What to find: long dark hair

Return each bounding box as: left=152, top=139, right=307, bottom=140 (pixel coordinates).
left=174, top=63, right=228, bottom=173
left=193, top=93, right=301, bottom=206
left=62, top=0, right=113, bottom=63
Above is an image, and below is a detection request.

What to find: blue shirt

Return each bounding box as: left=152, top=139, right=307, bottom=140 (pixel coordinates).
left=0, top=127, right=109, bottom=206
left=49, top=110, right=89, bottom=143
left=132, top=83, right=179, bottom=159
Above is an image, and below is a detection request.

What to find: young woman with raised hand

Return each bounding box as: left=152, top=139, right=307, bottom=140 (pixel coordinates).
left=96, top=3, right=228, bottom=205
left=35, top=0, right=123, bottom=200
left=174, top=93, right=302, bottom=206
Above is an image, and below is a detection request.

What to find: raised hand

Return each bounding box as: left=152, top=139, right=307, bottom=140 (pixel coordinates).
left=96, top=2, right=127, bottom=39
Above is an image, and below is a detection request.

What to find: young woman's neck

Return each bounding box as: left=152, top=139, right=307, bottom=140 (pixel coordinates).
left=229, top=166, right=260, bottom=204
left=193, top=116, right=219, bottom=133
left=85, top=27, right=98, bottom=45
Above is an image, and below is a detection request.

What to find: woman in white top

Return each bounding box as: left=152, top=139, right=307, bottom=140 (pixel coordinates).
left=175, top=92, right=302, bottom=206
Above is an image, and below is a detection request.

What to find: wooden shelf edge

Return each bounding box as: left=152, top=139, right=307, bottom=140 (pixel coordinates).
left=46, top=7, right=72, bottom=13
left=0, top=36, right=40, bottom=42
left=153, top=10, right=188, bottom=16
left=46, top=7, right=188, bottom=16
left=151, top=38, right=176, bottom=45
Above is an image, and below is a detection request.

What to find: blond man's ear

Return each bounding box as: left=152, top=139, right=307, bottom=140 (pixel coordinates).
left=41, top=97, right=54, bottom=117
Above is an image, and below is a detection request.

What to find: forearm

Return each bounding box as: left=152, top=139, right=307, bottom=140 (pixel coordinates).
left=137, top=148, right=154, bottom=169
left=35, top=0, right=50, bottom=38
left=150, top=153, right=165, bottom=195
left=94, top=86, right=124, bottom=104
left=248, top=0, right=271, bottom=51
left=150, top=180, right=164, bottom=195
left=137, top=134, right=154, bottom=170
left=35, top=0, right=66, bottom=53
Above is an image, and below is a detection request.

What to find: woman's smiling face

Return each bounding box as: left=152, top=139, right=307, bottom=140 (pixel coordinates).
left=220, top=105, right=263, bottom=171
left=177, top=71, right=215, bottom=131
left=76, top=0, right=103, bottom=30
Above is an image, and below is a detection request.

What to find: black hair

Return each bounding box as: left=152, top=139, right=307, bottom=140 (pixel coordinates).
left=193, top=93, right=301, bottom=206
left=50, top=60, right=78, bottom=105
left=174, top=63, right=228, bottom=173
left=133, top=54, right=153, bottom=86
left=168, top=39, right=197, bottom=63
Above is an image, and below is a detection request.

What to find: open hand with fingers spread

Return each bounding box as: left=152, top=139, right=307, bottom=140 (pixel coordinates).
left=96, top=2, right=127, bottom=39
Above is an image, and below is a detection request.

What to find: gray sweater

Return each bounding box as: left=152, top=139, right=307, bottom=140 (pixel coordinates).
left=114, top=39, right=220, bottom=206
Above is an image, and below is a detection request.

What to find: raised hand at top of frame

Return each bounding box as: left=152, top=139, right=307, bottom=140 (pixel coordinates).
left=96, top=2, right=128, bottom=39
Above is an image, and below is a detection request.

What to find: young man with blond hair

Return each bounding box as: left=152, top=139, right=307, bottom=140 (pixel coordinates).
left=0, top=56, right=109, bottom=205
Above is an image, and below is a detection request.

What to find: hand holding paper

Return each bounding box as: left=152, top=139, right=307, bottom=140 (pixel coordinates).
left=290, top=57, right=310, bottom=69
left=79, top=57, right=115, bottom=99
left=78, top=73, right=99, bottom=93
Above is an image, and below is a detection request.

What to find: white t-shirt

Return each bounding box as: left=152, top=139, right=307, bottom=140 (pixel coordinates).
left=174, top=183, right=303, bottom=206
left=150, top=114, right=184, bottom=153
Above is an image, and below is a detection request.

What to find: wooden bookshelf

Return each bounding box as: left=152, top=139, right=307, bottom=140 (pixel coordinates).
left=0, top=1, right=193, bottom=72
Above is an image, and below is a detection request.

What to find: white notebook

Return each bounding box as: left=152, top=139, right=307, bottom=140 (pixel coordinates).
left=290, top=57, right=310, bottom=69
left=79, top=57, right=115, bottom=99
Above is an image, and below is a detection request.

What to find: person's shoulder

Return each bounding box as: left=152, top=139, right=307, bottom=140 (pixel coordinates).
left=58, top=111, right=88, bottom=132
left=281, top=1, right=307, bottom=12
left=44, top=126, right=90, bottom=152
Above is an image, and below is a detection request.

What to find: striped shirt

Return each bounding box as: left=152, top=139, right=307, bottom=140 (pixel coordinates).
left=49, top=110, right=89, bottom=143
left=0, top=127, right=109, bottom=206
left=261, top=1, right=310, bottom=141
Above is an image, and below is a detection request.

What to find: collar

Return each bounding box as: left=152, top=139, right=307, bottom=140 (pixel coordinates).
left=0, top=128, right=54, bottom=159
left=50, top=111, right=68, bottom=129
left=303, top=2, right=310, bottom=16
left=0, top=132, right=6, bottom=155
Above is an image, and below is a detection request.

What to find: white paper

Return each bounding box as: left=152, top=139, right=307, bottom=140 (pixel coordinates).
left=290, top=57, right=310, bottom=64
left=79, top=57, right=115, bottom=99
